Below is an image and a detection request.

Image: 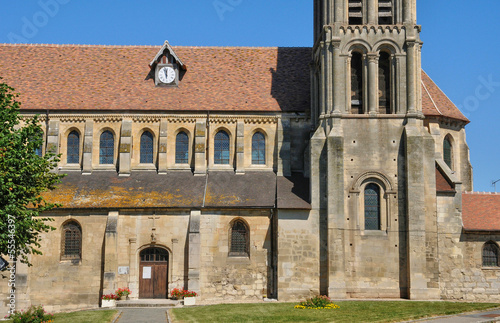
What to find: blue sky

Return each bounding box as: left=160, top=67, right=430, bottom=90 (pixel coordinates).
left=0, top=1, right=499, bottom=192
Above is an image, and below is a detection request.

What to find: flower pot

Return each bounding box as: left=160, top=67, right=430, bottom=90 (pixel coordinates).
left=183, top=296, right=196, bottom=306
left=102, top=299, right=116, bottom=308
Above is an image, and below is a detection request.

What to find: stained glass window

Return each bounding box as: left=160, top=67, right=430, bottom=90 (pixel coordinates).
left=252, top=132, right=266, bottom=165
left=62, top=222, right=81, bottom=260
left=214, top=130, right=230, bottom=165
left=175, top=131, right=189, bottom=164
left=99, top=130, right=114, bottom=165
left=67, top=131, right=80, bottom=164
left=140, top=131, right=154, bottom=164
left=230, top=220, right=249, bottom=256
left=365, top=183, right=381, bottom=230
left=483, top=242, right=499, bottom=267
left=444, top=138, right=452, bottom=169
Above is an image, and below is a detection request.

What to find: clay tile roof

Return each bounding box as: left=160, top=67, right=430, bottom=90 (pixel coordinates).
left=462, top=192, right=500, bottom=231
left=421, top=70, right=469, bottom=123
left=0, top=44, right=311, bottom=113
left=436, top=167, right=455, bottom=193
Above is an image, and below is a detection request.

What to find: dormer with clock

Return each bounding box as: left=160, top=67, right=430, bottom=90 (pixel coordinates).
left=150, top=40, right=187, bottom=87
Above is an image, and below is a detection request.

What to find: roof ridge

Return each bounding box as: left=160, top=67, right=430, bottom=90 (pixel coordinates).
left=0, top=43, right=311, bottom=50
left=464, top=191, right=500, bottom=195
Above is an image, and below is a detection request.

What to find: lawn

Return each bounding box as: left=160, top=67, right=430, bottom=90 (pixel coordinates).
left=171, top=301, right=500, bottom=323
left=3, top=309, right=118, bottom=323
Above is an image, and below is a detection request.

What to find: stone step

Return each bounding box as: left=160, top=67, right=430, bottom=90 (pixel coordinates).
left=116, top=299, right=181, bottom=308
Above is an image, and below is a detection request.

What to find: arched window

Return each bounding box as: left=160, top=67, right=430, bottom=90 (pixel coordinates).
left=214, top=130, right=230, bottom=165
left=365, top=183, right=381, bottom=230
left=61, top=221, right=82, bottom=260
left=99, top=130, right=114, bottom=165
left=175, top=131, right=189, bottom=164
left=140, top=131, right=154, bottom=164
left=378, top=52, right=391, bottom=114
left=443, top=137, right=453, bottom=169
left=378, top=0, right=393, bottom=24
left=482, top=242, right=499, bottom=267
left=252, top=132, right=266, bottom=165
left=230, top=220, right=249, bottom=257
left=140, top=247, right=168, bottom=262
left=351, top=52, right=364, bottom=114
left=67, top=131, right=80, bottom=164
left=349, top=0, right=363, bottom=25
left=34, top=145, right=43, bottom=157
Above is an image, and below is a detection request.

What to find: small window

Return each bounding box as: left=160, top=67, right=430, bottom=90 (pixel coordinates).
left=67, top=131, right=80, bottom=164
left=34, top=145, right=43, bottom=157
left=351, top=52, right=364, bottom=114
left=378, top=52, right=391, bottom=114
left=214, top=130, right=230, bottom=165
left=61, top=222, right=82, bottom=260
left=378, top=0, right=393, bottom=24
left=482, top=242, right=499, bottom=267
left=349, top=0, right=363, bottom=25
left=364, top=183, right=381, bottom=230
left=140, top=131, right=154, bottom=164
left=99, top=130, right=114, bottom=165
left=230, top=220, right=249, bottom=257
left=443, top=137, right=452, bottom=169
left=175, top=131, right=189, bottom=164
left=252, top=132, right=266, bottom=165
left=31, top=129, right=44, bottom=157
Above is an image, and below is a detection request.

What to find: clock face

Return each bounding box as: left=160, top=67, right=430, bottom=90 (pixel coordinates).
left=158, top=66, right=176, bottom=84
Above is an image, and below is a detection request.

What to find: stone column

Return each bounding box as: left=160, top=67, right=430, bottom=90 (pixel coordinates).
left=158, top=121, right=168, bottom=174
left=277, top=118, right=291, bottom=177
left=194, top=120, right=207, bottom=175
left=103, top=211, right=119, bottom=295
left=128, top=237, right=138, bottom=298
left=119, top=120, right=132, bottom=176
left=332, top=41, right=343, bottom=114
left=235, top=120, right=245, bottom=174
left=403, top=0, right=412, bottom=24
left=368, top=0, right=377, bottom=24
left=367, top=53, right=379, bottom=114
left=82, top=120, right=93, bottom=174
left=406, top=41, right=417, bottom=114
left=335, top=0, right=346, bottom=24
left=46, top=120, right=59, bottom=156
left=187, top=210, right=201, bottom=294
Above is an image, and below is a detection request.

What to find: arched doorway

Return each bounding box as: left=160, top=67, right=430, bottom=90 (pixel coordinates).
left=139, top=247, right=169, bottom=299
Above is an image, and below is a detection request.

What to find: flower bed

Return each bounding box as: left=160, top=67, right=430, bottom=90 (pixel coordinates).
left=294, top=295, right=340, bottom=310
left=5, top=305, right=54, bottom=323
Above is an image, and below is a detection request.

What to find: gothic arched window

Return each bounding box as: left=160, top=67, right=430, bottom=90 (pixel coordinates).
left=443, top=137, right=453, bottom=169
left=230, top=220, right=249, bottom=257
left=482, top=242, right=499, bottom=267
left=61, top=221, right=82, bottom=260
left=99, top=130, right=114, bottom=165
left=67, top=130, right=80, bottom=164
left=351, top=52, right=364, bottom=114
left=175, top=131, right=189, bottom=164
left=214, top=130, right=230, bottom=165
left=349, top=0, right=363, bottom=25
left=252, top=132, right=266, bottom=165
left=140, top=131, right=154, bottom=164
left=378, top=52, right=391, bottom=114
left=378, top=0, right=393, bottom=24
left=365, top=183, right=381, bottom=230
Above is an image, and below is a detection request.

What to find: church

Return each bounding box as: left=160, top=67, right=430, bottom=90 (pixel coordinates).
left=2, top=0, right=500, bottom=313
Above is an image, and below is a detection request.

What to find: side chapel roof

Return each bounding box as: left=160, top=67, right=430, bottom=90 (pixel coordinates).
left=462, top=192, right=500, bottom=231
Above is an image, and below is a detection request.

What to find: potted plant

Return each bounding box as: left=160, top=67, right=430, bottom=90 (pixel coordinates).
left=116, top=287, right=132, bottom=300
left=101, top=294, right=118, bottom=307
left=183, top=290, right=198, bottom=306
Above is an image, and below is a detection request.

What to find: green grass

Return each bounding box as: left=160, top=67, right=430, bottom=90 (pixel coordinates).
left=4, top=309, right=118, bottom=323
left=171, top=301, right=500, bottom=323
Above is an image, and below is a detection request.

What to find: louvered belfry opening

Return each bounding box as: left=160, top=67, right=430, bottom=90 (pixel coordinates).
left=349, top=0, right=363, bottom=25
left=378, top=0, right=393, bottom=24
left=351, top=52, right=364, bottom=114
left=378, top=52, right=391, bottom=114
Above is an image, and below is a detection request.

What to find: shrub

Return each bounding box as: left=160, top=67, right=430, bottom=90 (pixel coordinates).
left=5, top=305, right=54, bottom=323
left=115, top=287, right=131, bottom=300
left=170, top=288, right=198, bottom=300
left=101, top=294, right=118, bottom=300
left=294, top=295, right=340, bottom=310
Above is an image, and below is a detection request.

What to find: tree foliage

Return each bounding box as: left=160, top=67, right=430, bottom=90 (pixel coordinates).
left=0, top=80, right=64, bottom=265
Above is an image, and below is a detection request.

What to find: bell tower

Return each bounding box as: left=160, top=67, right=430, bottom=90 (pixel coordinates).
left=310, top=0, right=440, bottom=300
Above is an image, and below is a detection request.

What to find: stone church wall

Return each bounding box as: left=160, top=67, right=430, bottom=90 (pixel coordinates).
left=198, top=211, right=272, bottom=303
left=437, top=195, right=500, bottom=301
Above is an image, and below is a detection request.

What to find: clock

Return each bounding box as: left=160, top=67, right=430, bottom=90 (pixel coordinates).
left=158, top=66, right=176, bottom=84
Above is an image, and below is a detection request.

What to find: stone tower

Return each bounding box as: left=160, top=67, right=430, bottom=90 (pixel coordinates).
left=311, top=0, right=440, bottom=299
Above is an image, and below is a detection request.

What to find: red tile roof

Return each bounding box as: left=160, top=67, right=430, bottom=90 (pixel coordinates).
left=0, top=44, right=468, bottom=121
left=421, top=70, right=469, bottom=123
left=462, top=192, right=500, bottom=231
left=436, top=167, right=455, bottom=193
left=0, top=44, right=310, bottom=112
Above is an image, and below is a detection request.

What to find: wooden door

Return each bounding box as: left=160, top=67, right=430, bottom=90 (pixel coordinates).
left=139, top=248, right=169, bottom=299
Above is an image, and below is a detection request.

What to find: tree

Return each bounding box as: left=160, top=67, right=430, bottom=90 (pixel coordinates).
left=0, top=79, right=64, bottom=266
